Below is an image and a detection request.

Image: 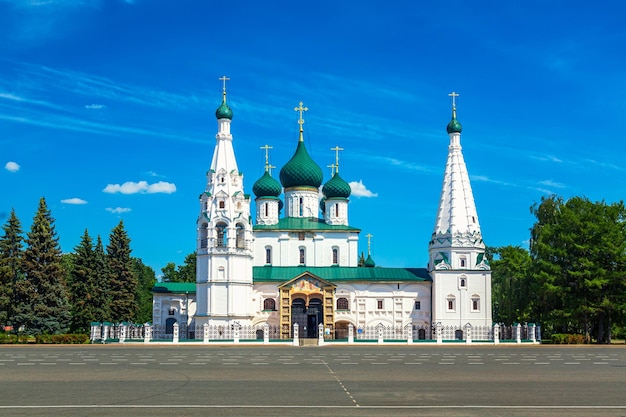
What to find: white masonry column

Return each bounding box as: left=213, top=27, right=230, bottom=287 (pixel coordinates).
left=465, top=323, right=472, bottom=345
left=144, top=325, right=151, bottom=344
left=203, top=323, right=209, bottom=344
left=493, top=324, right=499, bottom=345
left=173, top=323, right=179, bottom=344
left=263, top=323, right=269, bottom=345
left=293, top=323, right=299, bottom=347
left=318, top=324, right=324, bottom=346
left=348, top=324, right=354, bottom=344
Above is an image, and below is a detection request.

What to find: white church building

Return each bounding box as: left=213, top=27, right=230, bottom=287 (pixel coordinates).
left=151, top=82, right=492, bottom=340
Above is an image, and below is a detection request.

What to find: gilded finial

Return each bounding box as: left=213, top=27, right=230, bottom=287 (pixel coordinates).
left=327, top=163, right=337, bottom=176
left=260, top=144, right=273, bottom=173
left=330, top=146, right=344, bottom=174
left=219, top=76, right=230, bottom=101
left=366, top=233, right=373, bottom=256
left=448, top=91, right=459, bottom=118
left=294, top=101, right=309, bottom=142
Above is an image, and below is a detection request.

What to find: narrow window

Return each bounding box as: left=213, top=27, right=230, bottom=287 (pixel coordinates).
left=263, top=298, right=276, bottom=311
left=460, top=258, right=466, bottom=267
left=264, top=203, right=269, bottom=217
left=377, top=299, right=383, bottom=310
left=471, top=295, right=480, bottom=312
left=335, top=203, right=339, bottom=217
left=265, top=247, right=272, bottom=265
left=299, top=197, right=303, bottom=216
left=336, top=297, right=349, bottom=310
left=298, top=232, right=305, bottom=241
left=447, top=296, right=456, bottom=311
left=332, top=248, right=338, bottom=265
left=168, top=308, right=175, bottom=316
left=299, top=248, right=305, bottom=265
left=448, top=300, right=454, bottom=310
left=216, top=222, right=227, bottom=247
left=219, top=201, right=225, bottom=209
left=460, top=278, right=466, bottom=288
left=236, top=223, right=245, bottom=248
left=414, top=301, right=421, bottom=310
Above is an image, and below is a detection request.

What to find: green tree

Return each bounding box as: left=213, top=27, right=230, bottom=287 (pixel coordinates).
left=161, top=252, right=196, bottom=283
left=0, top=209, right=25, bottom=329
left=106, top=221, right=137, bottom=322
left=93, top=235, right=111, bottom=322
left=133, top=257, right=156, bottom=324
left=530, top=195, right=626, bottom=343
left=68, top=230, right=101, bottom=333
left=21, top=197, right=70, bottom=334
left=488, top=245, right=533, bottom=324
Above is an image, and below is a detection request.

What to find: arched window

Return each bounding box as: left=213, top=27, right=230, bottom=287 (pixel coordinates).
left=219, top=201, right=225, bottom=209
left=199, top=222, right=208, bottom=248
left=336, top=297, right=349, bottom=310
left=265, top=247, right=272, bottom=265
left=335, top=203, right=339, bottom=217
left=299, top=248, right=305, bottom=265
left=299, top=197, right=304, bottom=216
left=460, top=257, right=466, bottom=268
left=332, top=248, right=338, bottom=265
left=264, top=203, right=269, bottom=217
left=263, top=298, right=276, bottom=311
left=216, top=222, right=227, bottom=247
left=236, top=223, right=245, bottom=248
left=447, top=295, right=456, bottom=312
left=471, top=295, right=480, bottom=312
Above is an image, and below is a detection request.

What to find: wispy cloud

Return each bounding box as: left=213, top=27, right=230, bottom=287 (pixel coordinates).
left=538, top=179, right=565, bottom=189
left=85, top=104, right=106, bottom=109
left=61, top=197, right=87, bottom=204
left=529, top=154, right=563, bottom=163
left=103, top=181, right=176, bottom=194
left=471, top=175, right=513, bottom=186
left=5, top=161, right=20, bottom=172
left=349, top=180, right=378, bottom=198
left=106, top=207, right=132, bottom=214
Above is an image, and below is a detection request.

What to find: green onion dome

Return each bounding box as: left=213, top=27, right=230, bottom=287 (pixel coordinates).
left=446, top=108, right=462, bottom=134
left=322, top=172, right=351, bottom=199
left=279, top=140, right=323, bottom=189
left=253, top=171, right=282, bottom=198
left=364, top=254, right=376, bottom=268
left=215, top=98, right=233, bottom=120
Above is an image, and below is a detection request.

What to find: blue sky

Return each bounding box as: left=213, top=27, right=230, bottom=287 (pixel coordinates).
left=1, top=0, right=625, bottom=276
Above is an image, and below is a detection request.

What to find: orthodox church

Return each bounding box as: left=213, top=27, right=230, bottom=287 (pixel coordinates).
left=151, top=81, right=492, bottom=340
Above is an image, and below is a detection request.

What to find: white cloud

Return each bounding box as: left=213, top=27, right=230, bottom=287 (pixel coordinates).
left=85, top=104, right=105, bottom=109
left=106, top=207, right=132, bottom=214
left=5, top=161, right=20, bottom=172
left=61, top=197, right=87, bottom=204
left=349, top=180, right=378, bottom=198
left=103, top=180, right=176, bottom=194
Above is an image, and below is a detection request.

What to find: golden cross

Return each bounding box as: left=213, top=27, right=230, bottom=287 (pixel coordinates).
left=330, top=146, right=344, bottom=174
left=448, top=91, right=459, bottom=108
left=366, top=233, right=373, bottom=255
left=260, top=144, right=273, bottom=171
left=219, top=76, right=230, bottom=99
left=294, top=101, right=308, bottom=131
left=327, top=163, right=337, bottom=176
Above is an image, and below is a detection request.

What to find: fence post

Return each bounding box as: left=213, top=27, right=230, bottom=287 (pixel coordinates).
left=436, top=323, right=443, bottom=345
left=173, top=323, right=179, bottom=344
left=202, top=323, right=209, bottom=344
left=348, top=324, right=354, bottom=344
left=377, top=324, right=384, bottom=345
left=529, top=323, right=537, bottom=343
left=515, top=323, right=521, bottom=344
left=465, top=323, right=472, bottom=344
left=493, top=324, right=499, bottom=345
left=119, top=324, right=126, bottom=344
left=234, top=324, right=240, bottom=344
left=144, top=324, right=151, bottom=344
left=293, top=323, right=299, bottom=346
left=263, top=323, right=269, bottom=345
left=102, top=323, right=109, bottom=344
left=407, top=326, right=413, bottom=345
left=317, top=324, right=324, bottom=346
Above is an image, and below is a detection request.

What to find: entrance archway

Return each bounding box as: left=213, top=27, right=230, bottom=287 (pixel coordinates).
left=290, top=297, right=322, bottom=338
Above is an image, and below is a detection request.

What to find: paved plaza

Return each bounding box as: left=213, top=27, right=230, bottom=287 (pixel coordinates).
left=0, top=345, right=624, bottom=416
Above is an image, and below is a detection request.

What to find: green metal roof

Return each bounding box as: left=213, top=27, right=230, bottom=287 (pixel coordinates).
left=253, top=266, right=430, bottom=282
left=215, top=98, right=233, bottom=120
left=323, top=172, right=351, bottom=199
left=279, top=140, right=323, bottom=189
left=151, top=267, right=430, bottom=294
left=253, top=217, right=360, bottom=232
left=151, top=282, right=196, bottom=294
left=253, top=170, right=282, bottom=198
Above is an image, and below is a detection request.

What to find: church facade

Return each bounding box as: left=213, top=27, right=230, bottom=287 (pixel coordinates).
left=151, top=83, right=492, bottom=340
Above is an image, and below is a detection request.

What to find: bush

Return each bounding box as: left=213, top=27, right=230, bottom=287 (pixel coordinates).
left=34, top=334, right=89, bottom=344
left=550, top=333, right=586, bottom=344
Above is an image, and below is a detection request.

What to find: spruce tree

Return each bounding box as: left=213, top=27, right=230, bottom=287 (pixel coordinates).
left=107, top=221, right=137, bottom=322
left=0, top=209, right=25, bottom=329
left=93, top=235, right=111, bottom=322
left=68, top=230, right=97, bottom=333
left=22, top=197, right=70, bottom=334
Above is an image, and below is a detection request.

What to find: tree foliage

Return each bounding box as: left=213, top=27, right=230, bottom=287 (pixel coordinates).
left=133, top=257, right=156, bottom=324
left=529, top=195, right=626, bottom=343
left=488, top=245, right=532, bottom=324
left=0, top=209, right=24, bottom=328
left=19, top=198, right=70, bottom=334
left=106, top=220, right=137, bottom=322
left=161, top=252, right=196, bottom=282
